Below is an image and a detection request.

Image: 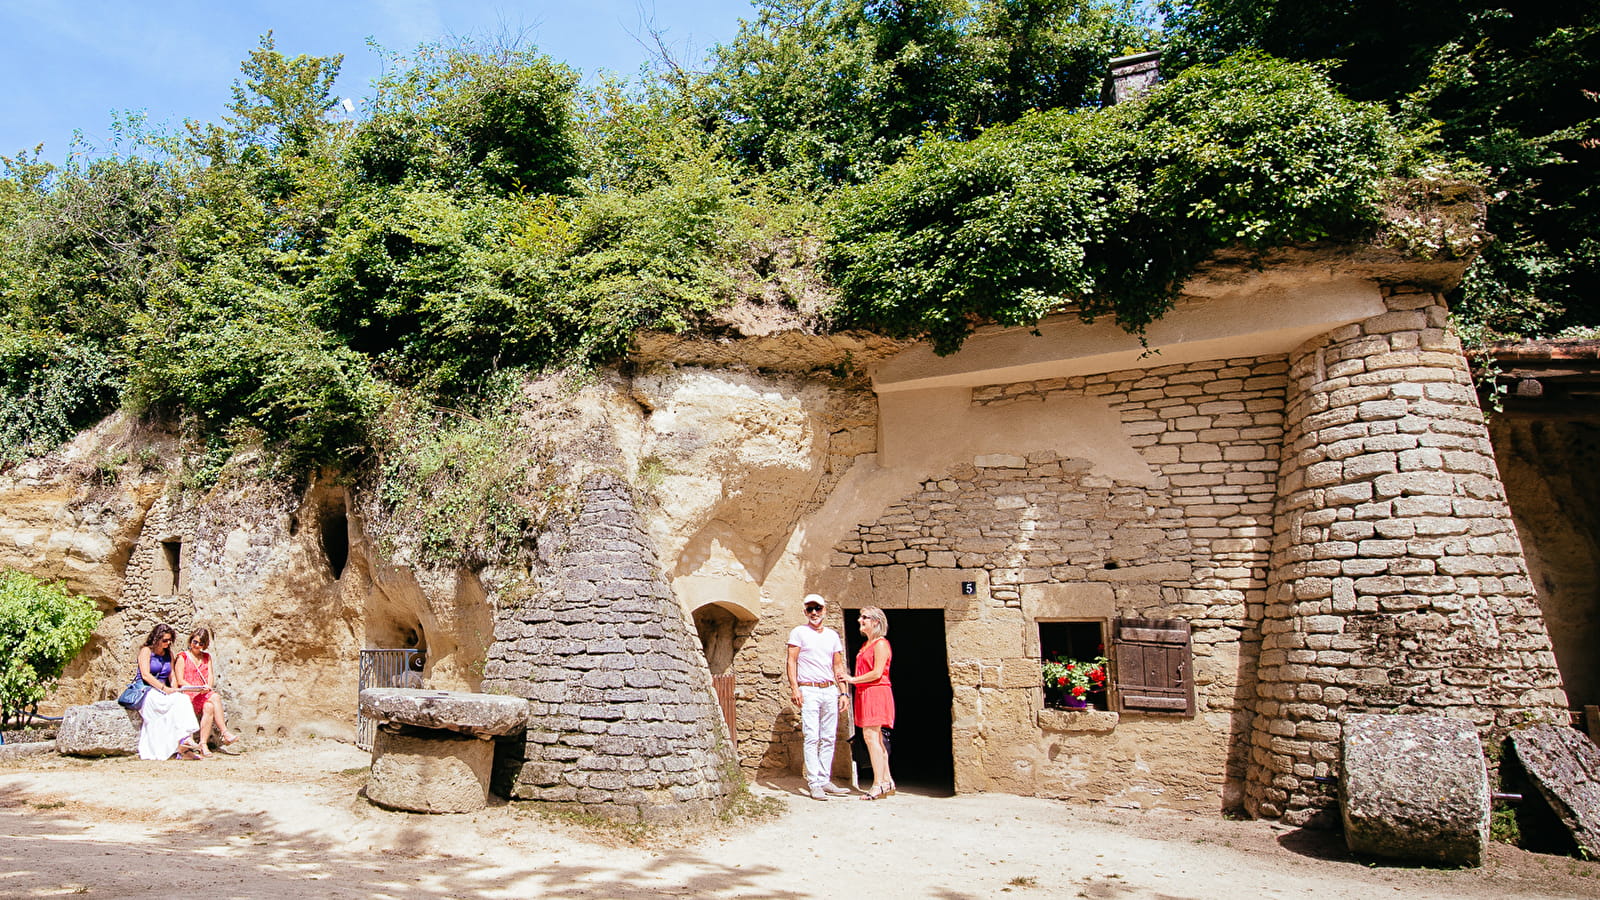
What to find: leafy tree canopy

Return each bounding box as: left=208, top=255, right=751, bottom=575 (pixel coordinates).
left=1160, top=0, right=1600, bottom=343
left=828, top=53, right=1421, bottom=352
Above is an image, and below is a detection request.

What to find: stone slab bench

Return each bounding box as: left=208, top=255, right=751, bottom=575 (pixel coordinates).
left=56, top=701, right=140, bottom=757
left=359, top=688, right=529, bottom=813
left=1510, top=724, right=1600, bottom=858
left=1340, top=713, right=1489, bottom=867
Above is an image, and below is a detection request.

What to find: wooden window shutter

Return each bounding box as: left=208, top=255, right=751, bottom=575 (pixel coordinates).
left=1113, top=617, right=1194, bottom=715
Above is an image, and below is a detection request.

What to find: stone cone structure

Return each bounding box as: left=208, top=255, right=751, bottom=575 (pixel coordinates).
left=1248, top=286, right=1569, bottom=825
left=483, top=473, right=735, bottom=823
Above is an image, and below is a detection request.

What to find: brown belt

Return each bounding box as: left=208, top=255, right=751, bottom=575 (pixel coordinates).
left=797, top=681, right=835, bottom=687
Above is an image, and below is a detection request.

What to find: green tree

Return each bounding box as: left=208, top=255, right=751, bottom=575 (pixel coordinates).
left=828, top=53, right=1419, bottom=352
left=1160, top=1, right=1600, bottom=341
left=704, top=0, right=1151, bottom=190
left=348, top=41, right=580, bottom=195
left=0, top=569, right=100, bottom=726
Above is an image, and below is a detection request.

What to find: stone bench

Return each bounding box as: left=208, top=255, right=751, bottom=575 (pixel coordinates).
left=55, top=701, right=141, bottom=757
left=359, top=688, right=529, bottom=813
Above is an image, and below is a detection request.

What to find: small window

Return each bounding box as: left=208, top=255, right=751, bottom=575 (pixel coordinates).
left=1039, top=620, right=1110, bottom=711
left=151, top=539, right=182, bottom=595
left=1113, top=617, right=1195, bottom=716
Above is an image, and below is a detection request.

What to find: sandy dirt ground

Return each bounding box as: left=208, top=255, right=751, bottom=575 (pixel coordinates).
left=1, top=739, right=1597, bottom=900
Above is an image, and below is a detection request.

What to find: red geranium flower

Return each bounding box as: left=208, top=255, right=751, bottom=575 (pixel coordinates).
left=1056, top=675, right=1067, bottom=686
left=1071, top=686, right=1086, bottom=697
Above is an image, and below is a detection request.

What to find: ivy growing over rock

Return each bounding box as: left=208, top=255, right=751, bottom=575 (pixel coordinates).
left=826, top=53, right=1424, bottom=353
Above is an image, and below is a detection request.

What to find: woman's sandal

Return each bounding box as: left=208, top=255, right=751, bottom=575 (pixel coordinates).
left=861, top=786, right=887, bottom=800
left=882, top=780, right=896, bottom=797
left=219, top=732, right=239, bottom=746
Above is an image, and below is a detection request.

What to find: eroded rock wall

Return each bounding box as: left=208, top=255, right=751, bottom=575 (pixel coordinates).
left=16, top=418, right=495, bottom=739
left=1490, top=417, right=1600, bottom=710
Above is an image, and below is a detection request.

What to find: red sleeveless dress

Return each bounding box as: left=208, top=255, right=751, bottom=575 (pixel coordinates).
left=854, top=638, right=895, bottom=728
left=176, top=651, right=214, bottom=717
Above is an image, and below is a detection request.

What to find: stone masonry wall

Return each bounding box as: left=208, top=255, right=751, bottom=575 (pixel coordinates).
left=817, top=356, right=1288, bottom=804
left=1248, top=286, right=1569, bottom=826
left=484, top=472, right=736, bottom=823
left=118, top=494, right=203, bottom=643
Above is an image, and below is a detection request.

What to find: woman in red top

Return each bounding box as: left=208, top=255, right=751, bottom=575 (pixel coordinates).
left=843, top=606, right=895, bottom=799
left=174, top=627, right=239, bottom=755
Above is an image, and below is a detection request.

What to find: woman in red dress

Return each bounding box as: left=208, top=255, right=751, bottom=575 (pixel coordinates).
left=174, top=626, right=239, bottom=755
left=844, top=606, right=895, bottom=799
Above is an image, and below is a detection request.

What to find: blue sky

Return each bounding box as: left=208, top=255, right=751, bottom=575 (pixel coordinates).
left=0, top=0, right=756, bottom=163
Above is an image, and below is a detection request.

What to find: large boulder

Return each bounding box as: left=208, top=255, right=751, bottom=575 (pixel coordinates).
left=366, top=728, right=494, bottom=814
left=1509, top=724, right=1600, bottom=858
left=55, top=701, right=140, bottom=757
left=358, top=688, right=528, bottom=737
left=1340, top=713, right=1490, bottom=867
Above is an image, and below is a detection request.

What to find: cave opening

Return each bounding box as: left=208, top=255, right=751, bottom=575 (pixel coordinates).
left=321, top=504, right=349, bottom=580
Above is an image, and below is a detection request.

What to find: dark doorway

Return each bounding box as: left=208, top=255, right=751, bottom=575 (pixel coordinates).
left=321, top=504, right=349, bottom=580
left=844, top=608, right=954, bottom=795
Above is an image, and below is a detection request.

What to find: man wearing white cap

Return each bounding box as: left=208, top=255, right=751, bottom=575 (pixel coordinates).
left=787, top=593, right=851, bottom=800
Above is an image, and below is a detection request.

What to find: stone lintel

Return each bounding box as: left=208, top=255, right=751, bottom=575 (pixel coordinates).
left=872, top=277, right=1383, bottom=393
left=360, top=688, right=529, bottom=737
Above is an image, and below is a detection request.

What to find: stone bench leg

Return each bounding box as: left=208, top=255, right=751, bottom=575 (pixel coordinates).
left=367, top=728, right=493, bottom=813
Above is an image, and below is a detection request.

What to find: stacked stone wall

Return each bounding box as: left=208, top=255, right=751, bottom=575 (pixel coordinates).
left=1248, top=286, right=1569, bottom=826
left=118, top=494, right=200, bottom=641
left=484, top=473, right=736, bottom=823
left=816, top=356, right=1289, bottom=801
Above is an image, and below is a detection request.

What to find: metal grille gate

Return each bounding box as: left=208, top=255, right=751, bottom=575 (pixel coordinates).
left=356, top=648, right=420, bottom=751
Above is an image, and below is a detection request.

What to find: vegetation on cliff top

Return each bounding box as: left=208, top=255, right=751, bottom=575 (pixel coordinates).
left=1, top=0, right=1585, bottom=473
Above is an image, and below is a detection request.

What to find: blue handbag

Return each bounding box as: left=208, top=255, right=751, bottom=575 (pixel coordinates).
left=116, top=670, right=148, bottom=709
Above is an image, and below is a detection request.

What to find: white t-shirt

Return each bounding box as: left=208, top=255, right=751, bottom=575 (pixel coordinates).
left=787, top=624, right=843, bottom=684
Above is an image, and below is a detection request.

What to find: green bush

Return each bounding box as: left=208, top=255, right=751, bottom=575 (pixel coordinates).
left=0, top=570, right=100, bottom=724
left=827, top=52, right=1423, bottom=353
left=124, top=275, right=389, bottom=468
left=370, top=385, right=567, bottom=568
left=0, top=327, right=122, bottom=463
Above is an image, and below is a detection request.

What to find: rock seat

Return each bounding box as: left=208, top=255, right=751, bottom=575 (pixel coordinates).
left=359, top=688, right=529, bottom=813
left=56, top=701, right=140, bottom=757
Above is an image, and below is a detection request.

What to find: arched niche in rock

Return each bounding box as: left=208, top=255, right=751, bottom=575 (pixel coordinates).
left=689, top=595, right=759, bottom=677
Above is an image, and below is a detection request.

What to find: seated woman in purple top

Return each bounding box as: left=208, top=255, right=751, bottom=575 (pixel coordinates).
left=134, top=623, right=202, bottom=760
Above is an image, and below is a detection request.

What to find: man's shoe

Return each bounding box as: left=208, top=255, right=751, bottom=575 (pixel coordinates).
left=808, top=786, right=831, bottom=800
left=821, top=783, right=851, bottom=795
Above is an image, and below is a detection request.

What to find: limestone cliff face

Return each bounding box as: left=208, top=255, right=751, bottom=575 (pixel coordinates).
left=11, top=417, right=494, bottom=739
left=15, top=367, right=862, bottom=748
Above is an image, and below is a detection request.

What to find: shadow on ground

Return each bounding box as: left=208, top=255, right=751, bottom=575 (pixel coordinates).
left=0, top=783, right=798, bottom=899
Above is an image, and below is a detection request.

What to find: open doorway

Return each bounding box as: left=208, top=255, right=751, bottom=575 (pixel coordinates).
left=845, top=608, right=954, bottom=795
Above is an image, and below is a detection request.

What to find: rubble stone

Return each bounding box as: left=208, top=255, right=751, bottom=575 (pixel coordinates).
left=367, top=728, right=493, bottom=814
left=1340, top=713, right=1489, bottom=866
left=55, top=701, right=140, bottom=757
left=1509, top=724, right=1600, bottom=858
left=359, top=688, right=528, bottom=738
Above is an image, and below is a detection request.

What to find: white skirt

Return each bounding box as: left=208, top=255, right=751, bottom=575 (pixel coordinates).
left=137, top=689, right=200, bottom=760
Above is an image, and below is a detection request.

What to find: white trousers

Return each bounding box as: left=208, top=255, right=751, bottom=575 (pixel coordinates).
left=799, top=684, right=839, bottom=790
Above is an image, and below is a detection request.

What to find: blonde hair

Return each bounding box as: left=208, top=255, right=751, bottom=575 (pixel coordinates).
left=859, top=606, right=888, bottom=637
